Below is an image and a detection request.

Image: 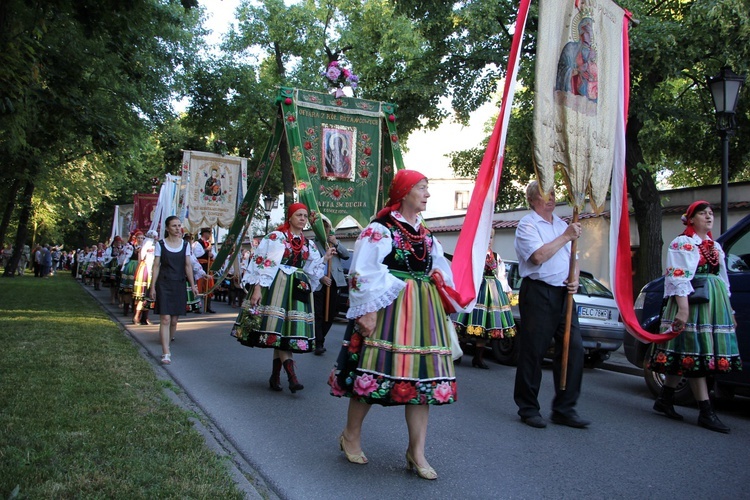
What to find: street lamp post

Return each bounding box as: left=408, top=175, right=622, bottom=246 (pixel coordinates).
left=262, top=194, right=275, bottom=234
left=707, top=66, right=745, bottom=234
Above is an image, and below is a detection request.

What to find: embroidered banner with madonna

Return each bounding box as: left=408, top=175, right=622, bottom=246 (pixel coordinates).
left=211, top=87, right=403, bottom=272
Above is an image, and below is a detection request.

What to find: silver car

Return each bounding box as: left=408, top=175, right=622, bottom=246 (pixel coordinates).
left=489, top=260, right=625, bottom=367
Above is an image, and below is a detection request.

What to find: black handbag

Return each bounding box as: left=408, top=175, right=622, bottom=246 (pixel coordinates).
left=688, top=277, right=709, bottom=305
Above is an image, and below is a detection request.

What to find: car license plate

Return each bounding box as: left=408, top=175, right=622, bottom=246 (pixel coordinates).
left=577, top=306, right=611, bottom=320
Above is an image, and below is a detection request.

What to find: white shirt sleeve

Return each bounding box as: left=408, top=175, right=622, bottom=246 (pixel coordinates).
left=241, top=232, right=286, bottom=288
left=346, top=222, right=406, bottom=319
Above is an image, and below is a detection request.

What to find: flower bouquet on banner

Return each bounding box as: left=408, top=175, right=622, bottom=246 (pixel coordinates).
left=323, top=60, right=359, bottom=98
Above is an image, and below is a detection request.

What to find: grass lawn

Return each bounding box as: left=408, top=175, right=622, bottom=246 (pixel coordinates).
left=0, top=271, right=246, bottom=498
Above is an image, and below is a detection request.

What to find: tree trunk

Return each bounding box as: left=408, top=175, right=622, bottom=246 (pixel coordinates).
left=625, top=117, right=663, bottom=295
left=0, top=178, right=20, bottom=249
left=3, top=179, right=34, bottom=278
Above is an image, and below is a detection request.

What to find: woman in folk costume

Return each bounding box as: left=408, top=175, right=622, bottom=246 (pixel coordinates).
left=132, top=230, right=157, bottom=325
left=183, top=233, right=205, bottom=313
left=452, top=230, right=516, bottom=369
left=120, top=231, right=144, bottom=317
left=648, top=200, right=741, bottom=433
left=329, top=170, right=461, bottom=480
left=81, top=245, right=97, bottom=285
left=103, top=236, right=124, bottom=304
left=232, top=202, right=333, bottom=393
left=91, top=242, right=106, bottom=290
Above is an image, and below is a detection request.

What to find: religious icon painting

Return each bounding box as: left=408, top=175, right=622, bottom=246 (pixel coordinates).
left=321, top=125, right=357, bottom=181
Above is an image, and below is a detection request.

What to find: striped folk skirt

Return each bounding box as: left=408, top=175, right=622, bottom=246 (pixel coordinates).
left=648, top=273, right=742, bottom=377
left=186, top=281, right=201, bottom=312
left=231, top=269, right=316, bottom=353
left=452, top=275, right=516, bottom=342
left=119, top=260, right=139, bottom=293
left=329, top=277, right=457, bottom=406
left=132, top=260, right=151, bottom=301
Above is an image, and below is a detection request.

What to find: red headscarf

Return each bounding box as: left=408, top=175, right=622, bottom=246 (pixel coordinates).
left=276, top=202, right=309, bottom=232
left=376, top=169, right=427, bottom=218
left=681, top=200, right=713, bottom=239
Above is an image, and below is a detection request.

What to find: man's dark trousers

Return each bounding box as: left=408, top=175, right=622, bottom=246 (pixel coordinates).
left=514, top=277, right=584, bottom=419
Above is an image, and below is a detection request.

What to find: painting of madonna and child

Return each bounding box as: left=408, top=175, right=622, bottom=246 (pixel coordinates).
left=322, top=127, right=356, bottom=181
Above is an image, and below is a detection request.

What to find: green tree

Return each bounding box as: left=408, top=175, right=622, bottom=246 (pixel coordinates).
left=0, top=0, right=203, bottom=275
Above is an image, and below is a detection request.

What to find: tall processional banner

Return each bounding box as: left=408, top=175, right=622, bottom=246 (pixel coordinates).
left=533, top=0, right=625, bottom=212
left=280, top=87, right=397, bottom=230
left=132, top=194, right=158, bottom=234
left=181, top=151, right=248, bottom=232
left=211, top=87, right=402, bottom=272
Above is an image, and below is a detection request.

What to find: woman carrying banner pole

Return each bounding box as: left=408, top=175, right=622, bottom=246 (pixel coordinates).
left=232, top=203, right=333, bottom=392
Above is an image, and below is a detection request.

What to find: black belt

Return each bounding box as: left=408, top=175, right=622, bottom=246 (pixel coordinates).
left=526, top=278, right=566, bottom=289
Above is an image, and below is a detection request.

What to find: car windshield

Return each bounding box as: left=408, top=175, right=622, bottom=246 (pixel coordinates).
left=578, top=275, right=613, bottom=298
left=505, top=261, right=613, bottom=298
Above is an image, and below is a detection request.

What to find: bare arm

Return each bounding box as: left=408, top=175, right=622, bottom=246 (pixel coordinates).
left=149, top=257, right=160, bottom=300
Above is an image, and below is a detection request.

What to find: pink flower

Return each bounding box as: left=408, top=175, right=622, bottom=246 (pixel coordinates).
left=328, top=370, right=347, bottom=396
left=297, top=340, right=308, bottom=351
left=353, top=373, right=379, bottom=396
left=264, top=259, right=272, bottom=267
left=433, top=381, right=453, bottom=403
left=326, top=66, right=341, bottom=81
left=370, top=231, right=383, bottom=242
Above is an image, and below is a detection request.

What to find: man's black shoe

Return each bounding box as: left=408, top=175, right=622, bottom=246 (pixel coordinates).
left=314, top=346, right=326, bottom=355
left=521, top=415, right=547, bottom=428
left=550, top=412, right=590, bottom=429
left=207, top=308, right=217, bottom=314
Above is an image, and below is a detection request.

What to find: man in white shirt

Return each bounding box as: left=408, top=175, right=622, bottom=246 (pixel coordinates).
left=513, top=180, right=589, bottom=429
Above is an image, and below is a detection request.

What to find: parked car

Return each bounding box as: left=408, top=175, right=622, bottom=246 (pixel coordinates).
left=490, top=260, right=625, bottom=367
left=626, top=213, right=750, bottom=404
left=337, top=249, right=355, bottom=319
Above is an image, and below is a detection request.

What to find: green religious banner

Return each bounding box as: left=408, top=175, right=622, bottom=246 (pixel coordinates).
left=278, top=87, right=396, bottom=230
left=211, top=86, right=405, bottom=272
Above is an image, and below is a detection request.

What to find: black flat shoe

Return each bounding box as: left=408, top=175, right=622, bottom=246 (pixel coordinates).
left=206, top=308, right=217, bottom=314
left=550, top=412, right=591, bottom=429
left=521, top=415, right=547, bottom=428
left=471, top=358, right=489, bottom=369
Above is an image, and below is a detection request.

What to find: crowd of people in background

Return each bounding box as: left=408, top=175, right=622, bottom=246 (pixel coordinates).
left=1, top=243, right=73, bottom=277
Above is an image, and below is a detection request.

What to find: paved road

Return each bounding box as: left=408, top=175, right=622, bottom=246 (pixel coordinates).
left=85, top=285, right=750, bottom=499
